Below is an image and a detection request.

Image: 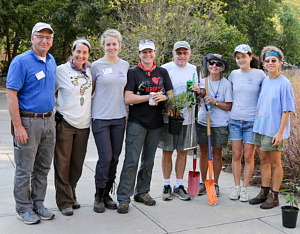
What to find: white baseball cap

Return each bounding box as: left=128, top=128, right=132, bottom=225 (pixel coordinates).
left=139, top=39, right=155, bottom=51
left=32, top=22, right=54, bottom=35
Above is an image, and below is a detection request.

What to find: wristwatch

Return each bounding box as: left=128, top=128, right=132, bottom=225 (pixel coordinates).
left=216, top=101, right=219, bottom=106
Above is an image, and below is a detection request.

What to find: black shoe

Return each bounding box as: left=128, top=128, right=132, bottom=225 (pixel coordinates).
left=72, top=200, right=80, bottom=209
left=104, top=181, right=117, bottom=210
left=94, top=186, right=105, bottom=213
left=61, top=207, right=73, bottom=216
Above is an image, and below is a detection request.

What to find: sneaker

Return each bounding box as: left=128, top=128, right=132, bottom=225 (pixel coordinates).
left=198, top=182, right=206, bottom=195
left=134, top=192, right=156, bottom=206
left=117, top=203, right=129, bottom=214
left=72, top=200, right=80, bottom=209
left=173, top=185, right=191, bottom=201
left=229, top=186, right=241, bottom=200
left=162, top=185, right=172, bottom=201
left=214, top=184, right=220, bottom=197
left=34, top=207, right=55, bottom=220
left=61, top=207, right=73, bottom=216
left=17, top=210, right=40, bottom=225
left=239, top=187, right=249, bottom=202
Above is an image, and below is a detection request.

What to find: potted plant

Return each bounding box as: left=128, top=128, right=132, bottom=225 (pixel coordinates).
left=281, top=178, right=300, bottom=228
left=164, top=91, right=195, bottom=135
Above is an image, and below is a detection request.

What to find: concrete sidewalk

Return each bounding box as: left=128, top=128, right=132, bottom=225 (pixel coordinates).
left=0, top=88, right=299, bottom=234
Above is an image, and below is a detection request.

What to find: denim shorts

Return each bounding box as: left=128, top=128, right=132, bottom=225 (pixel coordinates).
left=228, top=118, right=254, bottom=144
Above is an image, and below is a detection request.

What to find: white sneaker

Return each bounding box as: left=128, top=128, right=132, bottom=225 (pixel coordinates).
left=239, top=187, right=249, bottom=202
left=229, top=186, right=241, bottom=200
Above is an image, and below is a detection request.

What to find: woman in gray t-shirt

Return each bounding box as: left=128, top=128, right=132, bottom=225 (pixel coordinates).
left=91, top=29, right=129, bottom=213
left=228, top=44, right=265, bottom=202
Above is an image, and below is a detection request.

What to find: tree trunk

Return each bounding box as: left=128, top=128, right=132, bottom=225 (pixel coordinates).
left=62, top=38, right=70, bottom=63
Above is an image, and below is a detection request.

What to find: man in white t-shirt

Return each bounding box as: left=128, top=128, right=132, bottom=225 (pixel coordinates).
left=158, top=41, right=204, bottom=201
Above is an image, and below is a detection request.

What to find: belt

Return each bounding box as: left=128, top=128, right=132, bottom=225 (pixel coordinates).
left=20, top=111, right=52, bottom=118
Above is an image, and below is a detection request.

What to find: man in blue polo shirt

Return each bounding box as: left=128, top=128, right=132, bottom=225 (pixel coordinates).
left=6, top=22, right=57, bottom=225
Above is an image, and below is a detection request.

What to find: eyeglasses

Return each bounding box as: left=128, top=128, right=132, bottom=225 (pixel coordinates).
left=264, top=58, right=277, bottom=63
left=34, top=35, right=53, bottom=41
left=139, top=39, right=153, bottom=44
left=208, top=60, right=223, bottom=67
left=176, top=51, right=189, bottom=56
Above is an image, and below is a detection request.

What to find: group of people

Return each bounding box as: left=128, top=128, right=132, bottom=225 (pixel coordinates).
left=6, top=22, right=295, bottom=225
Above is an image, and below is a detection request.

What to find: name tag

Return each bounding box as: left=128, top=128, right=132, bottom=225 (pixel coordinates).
left=103, top=68, right=113, bottom=74
left=35, top=71, right=45, bottom=80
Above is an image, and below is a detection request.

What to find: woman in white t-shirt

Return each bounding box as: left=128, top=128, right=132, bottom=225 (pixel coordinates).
left=228, top=44, right=265, bottom=202
left=91, top=29, right=129, bottom=213
left=54, top=39, right=92, bottom=216
left=197, top=54, right=233, bottom=197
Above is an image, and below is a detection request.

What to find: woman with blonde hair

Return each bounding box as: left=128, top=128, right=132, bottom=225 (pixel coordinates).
left=249, top=46, right=295, bottom=209
left=91, top=29, right=129, bottom=213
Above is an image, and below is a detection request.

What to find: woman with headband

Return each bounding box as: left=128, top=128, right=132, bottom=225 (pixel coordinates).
left=228, top=44, right=265, bottom=202
left=91, top=29, right=129, bottom=213
left=54, top=38, right=92, bottom=216
left=249, top=46, right=294, bottom=209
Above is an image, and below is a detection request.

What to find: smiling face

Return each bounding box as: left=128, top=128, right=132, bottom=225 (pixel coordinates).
left=173, top=48, right=191, bottom=67
left=208, top=60, right=222, bottom=76
left=72, top=43, right=90, bottom=68
left=31, top=29, right=53, bottom=57
left=235, top=52, right=252, bottom=71
left=103, top=36, right=121, bottom=59
left=138, top=49, right=156, bottom=67
left=263, top=55, right=282, bottom=74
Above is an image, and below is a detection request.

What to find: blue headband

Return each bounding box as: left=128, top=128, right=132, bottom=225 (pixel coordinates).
left=264, top=51, right=281, bottom=61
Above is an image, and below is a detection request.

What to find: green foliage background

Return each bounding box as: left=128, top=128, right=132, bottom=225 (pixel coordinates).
left=0, top=0, right=300, bottom=70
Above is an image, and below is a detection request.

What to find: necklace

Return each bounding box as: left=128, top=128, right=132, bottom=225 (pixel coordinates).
left=209, top=77, right=221, bottom=98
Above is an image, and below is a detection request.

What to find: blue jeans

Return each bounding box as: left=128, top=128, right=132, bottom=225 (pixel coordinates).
left=14, top=114, right=55, bottom=213
left=92, top=117, right=126, bottom=188
left=228, top=118, right=254, bottom=144
left=117, top=121, right=163, bottom=204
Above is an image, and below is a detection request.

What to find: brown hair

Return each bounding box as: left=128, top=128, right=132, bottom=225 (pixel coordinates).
left=260, top=46, right=284, bottom=61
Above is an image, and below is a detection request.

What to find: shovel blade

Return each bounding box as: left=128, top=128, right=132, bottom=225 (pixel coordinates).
left=205, top=179, right=218, bottom=205
left=188, top=171, right=200, bottom=196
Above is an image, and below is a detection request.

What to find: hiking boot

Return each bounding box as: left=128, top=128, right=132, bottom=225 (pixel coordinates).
left=34, top=207, right=55, bottom=220
left=162, top=185, right=172, bottom=201
left=72, top=190, right=80, bottom=209
left=260, top=190, right=279, bottom=209
left=61, top=207, right=73, bottom=216
left=214, top=184, right=220, bottom=197
left=198, top=182, right=206, bottom=195
left=229, top=186, right=241, bottom=200
left=249, top=186, right=269, bottom=205
left=134, top=192, right=156, bottom=206
left=239, top=187, right=249, bottom=202
left=173, top=185, right=191, bottom=201
left=17, top=210, right=40, bottom=225
left=94, top=186, right=105, bottom=213
left=117, top=203, right=129, bottom=214
left=104, top=181, right=117, bottom=210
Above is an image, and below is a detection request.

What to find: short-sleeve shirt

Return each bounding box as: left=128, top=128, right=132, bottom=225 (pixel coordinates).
left=91, top=58, right=129, bottom=119
left=229, top=68, right=265, bottom=121
left=162, top=62, right=203, bottom=125
left=198, top=77, right=233, bottom=127
left=253, top=76, right=295, bottom=139
left=55, top=62, right=92, bottom=129
left=126, top=65, right=173, bottom=129
left=6, top=47, right=56, bottom=113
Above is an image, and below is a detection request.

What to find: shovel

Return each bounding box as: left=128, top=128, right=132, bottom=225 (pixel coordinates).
left=204, top=59, right=218, bottom=206
left=188, top=148, right=200, bottom=196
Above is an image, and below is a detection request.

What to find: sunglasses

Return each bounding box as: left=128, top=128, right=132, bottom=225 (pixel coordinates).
left=139, top=39, right=153, bottom=44
left=208, top=60, right=223, bottom=67
left=176, top=51, right=189, bottom=56
left=264, top=58, right=277, bottom=63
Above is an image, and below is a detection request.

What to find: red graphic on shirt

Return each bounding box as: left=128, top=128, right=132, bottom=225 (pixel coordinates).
left=145, top=86, right=164, bottom=92
left=152, top=77, right=160, bottom=84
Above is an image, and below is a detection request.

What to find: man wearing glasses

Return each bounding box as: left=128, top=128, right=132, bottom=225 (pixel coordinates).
left=158, top=41, right=204, bottom=201
left=117, top=39, right=173, bottom=214
left=6, top=22, right=56, bottom=224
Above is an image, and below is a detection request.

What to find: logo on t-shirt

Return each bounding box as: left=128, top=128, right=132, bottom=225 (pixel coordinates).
left=152, top=77, right=160, bottom=84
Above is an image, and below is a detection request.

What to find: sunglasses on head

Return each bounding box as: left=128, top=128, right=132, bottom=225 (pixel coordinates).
left=264, top=58, right=277, bottom=63
left=140, top=39, right=153, bottom=44
left=208, top=60, right=223, bottom=67
left=176, top=51, right=189, bottom=56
